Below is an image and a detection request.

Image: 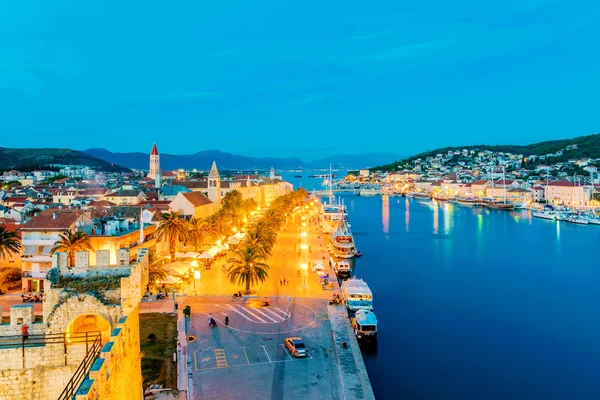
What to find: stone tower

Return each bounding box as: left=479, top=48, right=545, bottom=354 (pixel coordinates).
left=270, top=166, right=275, bottom=180
left=208, top=161, right=221, bottom=208
left=148, top=143, right=160, bottom=180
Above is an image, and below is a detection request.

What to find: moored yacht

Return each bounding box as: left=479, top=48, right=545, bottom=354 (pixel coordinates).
left=351, top=310, right=378, bottom=341
left=341, top=278, right=373, bottom=311
left=328, top=216, right=357, bottom=259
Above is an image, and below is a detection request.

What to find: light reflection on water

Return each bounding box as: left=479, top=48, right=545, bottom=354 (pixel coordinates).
left=382, top=195, right=389, bottom=234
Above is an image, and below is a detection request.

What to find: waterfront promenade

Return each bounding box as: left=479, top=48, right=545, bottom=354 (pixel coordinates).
left=160, top=201, right=374, bottom=400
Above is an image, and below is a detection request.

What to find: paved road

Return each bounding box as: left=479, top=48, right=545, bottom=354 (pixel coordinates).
left=182, top=297, right=342, bottom=400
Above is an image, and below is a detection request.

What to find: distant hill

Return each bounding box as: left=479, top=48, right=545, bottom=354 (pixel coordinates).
left=308, top=152, right=402, bottom=169
left=371, top=133, right=600, bottom=172
left=84, top=148, right=307, bottom=170
left=0, top=147, right=130, bottom=172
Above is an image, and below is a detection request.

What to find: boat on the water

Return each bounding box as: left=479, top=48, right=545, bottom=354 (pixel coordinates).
left=294, top=175, right=303, bottom=178
left=484, top=201, right=515, bottom=210
left=355, top=251, right=363, bottom=257
left=333, top=259, right=351, bottom=275
left=533, top=211, right=556, bottom=220
left=567, top=215, right=589, bottom=225
left=328, top=215, right=357, bottom=259
left=413, top=192, right=431, bottom=200
left=457, top=197, right=478, bottom=206
left=351, top=310, right=378, bottom=341
left=341, top=278, right=373, bottom=311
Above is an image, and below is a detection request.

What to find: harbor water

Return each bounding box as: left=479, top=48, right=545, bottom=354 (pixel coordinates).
left=348, top=195, right=600, bottom=399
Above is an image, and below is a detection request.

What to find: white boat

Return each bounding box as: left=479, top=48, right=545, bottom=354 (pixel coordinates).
left=533, top=211, right=556, bottom=220
left=567, top=216, right=589, bottom=225
left=328, top=216, right=357, bottom=259
left=359, top=189, right=378, bottom=196
left=413, top=192, right=431, bottom=200
left=341, top=278, right=373, bottom=311
left=351, top=310, right=378, bottom=340
left=320, top=203, right=346, bottom=234
left=334, top=259, right=351, bottom=274
left=588, top=218, right=600, bottom=225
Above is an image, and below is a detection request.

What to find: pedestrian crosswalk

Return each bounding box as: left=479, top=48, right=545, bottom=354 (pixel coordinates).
left=216, top=304, right=291, bottom=323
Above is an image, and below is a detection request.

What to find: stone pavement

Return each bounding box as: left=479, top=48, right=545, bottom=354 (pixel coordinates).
left=180, top=297, right=343, bottom=400
left=328, top=305, right=376, bottom=400
left=173, top=202, right=340, bottom=301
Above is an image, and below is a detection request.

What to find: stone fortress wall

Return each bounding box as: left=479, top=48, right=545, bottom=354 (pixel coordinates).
left=0, top=247, right=149, bottom=400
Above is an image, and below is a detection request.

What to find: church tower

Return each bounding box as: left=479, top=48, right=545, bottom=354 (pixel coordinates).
left=269, top=166, right=275, bottom=180
left=208, top=161, right=221, bottom=208
left=149, top=143, right=160, bottom=180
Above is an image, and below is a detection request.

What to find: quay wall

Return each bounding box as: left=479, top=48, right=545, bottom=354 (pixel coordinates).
left=328, top=304, right=376, bottom=400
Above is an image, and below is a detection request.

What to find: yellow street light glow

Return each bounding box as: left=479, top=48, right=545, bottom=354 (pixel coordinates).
left=191, top=260, right=198, bottom=267
left=301, top=222, right=306, bottom=227
left=300, top=263, right=308, bottom=270
left=194, top=271, right=200, bottom=280
left=233, top=227, right=238, bottom=232
left=300, top=232, right=307, bottom=237
left=300, top=244, right=308, bottom=250
left=216, top=240, right=222, bottom=246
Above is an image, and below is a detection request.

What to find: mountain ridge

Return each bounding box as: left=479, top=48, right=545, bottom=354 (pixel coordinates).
left=0, top=147, right=130, bottom=172
left=371, top=133, right=600, bottom=172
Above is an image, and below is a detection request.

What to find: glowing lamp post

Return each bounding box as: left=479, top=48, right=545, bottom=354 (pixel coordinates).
left=300, top=263, right=308, bottom=289
left=193, top=270, right=200, bottom=289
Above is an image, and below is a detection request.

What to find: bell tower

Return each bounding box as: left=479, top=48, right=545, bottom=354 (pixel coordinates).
left=149, top=143, right=160, bottom=180
left=208, top=161, right=221, bottom=208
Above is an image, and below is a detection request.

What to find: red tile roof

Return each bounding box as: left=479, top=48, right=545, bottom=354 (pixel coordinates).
left=151, top=143, right=159, bottom=155
left=548, top=180, right=574, bottom=187
left=21, top=209, right=85, bottom=230
left=181, top=192, right=213, bottom=207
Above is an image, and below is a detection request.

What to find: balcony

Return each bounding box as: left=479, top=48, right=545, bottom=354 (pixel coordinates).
left=22, top=271, right=48, bottom=279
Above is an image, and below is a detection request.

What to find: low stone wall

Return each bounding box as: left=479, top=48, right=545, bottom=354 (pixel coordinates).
left=0, top=364, right=77, bottom=400
left=328, top=305, right=376, bottom=400
left=74, top=308, right=143, bottom=400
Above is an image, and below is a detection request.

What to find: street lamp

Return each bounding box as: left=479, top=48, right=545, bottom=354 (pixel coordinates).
left=193, top=270, right=200, bottom=289
left=300, top=263, right=308, bottom=289
left=300, top=231, right=307, bottom=238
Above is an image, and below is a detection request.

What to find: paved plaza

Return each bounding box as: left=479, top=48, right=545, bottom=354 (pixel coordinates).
left=182, top=297, right=342, bottom=400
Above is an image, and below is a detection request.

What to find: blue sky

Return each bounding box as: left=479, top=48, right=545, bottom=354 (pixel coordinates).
left=1, top=0, right=599, bottom=161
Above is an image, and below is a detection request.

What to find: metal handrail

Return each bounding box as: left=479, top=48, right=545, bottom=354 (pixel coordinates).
left=0, top=331, right=100, bottom=349
left=57, top=332, right=103, bottom=400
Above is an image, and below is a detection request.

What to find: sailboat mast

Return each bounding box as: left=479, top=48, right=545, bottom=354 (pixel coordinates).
left=503, top=166, right=507, bottom=204
left=329, top=163, right=333, bottom=205
left=490, top=167, right=494, bottom=202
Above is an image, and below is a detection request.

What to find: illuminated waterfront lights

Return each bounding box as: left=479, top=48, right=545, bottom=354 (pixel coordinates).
left=300, top=244, right=308, bottom=250
left=191, top=260, right=198, bottom=267
left=300, top=232, right=307, bottom=238
left=300, top=263, right=308, bottom=270
left=301, top=222, right=307, bottom=227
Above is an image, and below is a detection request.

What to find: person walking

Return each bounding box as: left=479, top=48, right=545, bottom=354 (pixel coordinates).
left=21, top=324, right=29, bottom=344
left=224, top=314, right=229, bottom=326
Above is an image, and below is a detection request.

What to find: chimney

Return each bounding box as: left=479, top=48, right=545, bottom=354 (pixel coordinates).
left=52, top=212, right=57, bottom=220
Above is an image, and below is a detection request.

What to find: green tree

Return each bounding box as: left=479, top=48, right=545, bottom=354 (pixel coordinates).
left=50, top=230, right=93, bottom=268
left=186, top=217, right=206, bottom=252
left=147, top=250, right=168, bottom=285
left=156, top=211, right=188, bottom=261
left=203, top=213, right=224, bottom=245
left=226, top=246, right=269, bottom=294
left=243, top=220, right=277, bottom=257
left=0, top=224, right=21, bottom=261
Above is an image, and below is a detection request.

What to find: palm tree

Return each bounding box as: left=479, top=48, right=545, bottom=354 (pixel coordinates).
left=186, top=217, right=206, bottom=252
left=156, top=211, right=188, bottom=261
left=147, top=250, right=168, bottom=285
left=50, top=230, right=93, bottom=268
left=227, top=245, right=269, bottom=294
left=244, top=220, right=277, bottom=256
left=203, top=213, right=224, bottom=244
left=0, top=224, right=21, bottom=261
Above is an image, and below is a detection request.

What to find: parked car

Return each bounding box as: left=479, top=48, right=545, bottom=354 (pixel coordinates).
left=285, top=337, right=307, bottom=357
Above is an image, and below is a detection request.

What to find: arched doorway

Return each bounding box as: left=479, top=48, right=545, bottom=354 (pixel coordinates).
left=66, top=313, right=112, bottom=344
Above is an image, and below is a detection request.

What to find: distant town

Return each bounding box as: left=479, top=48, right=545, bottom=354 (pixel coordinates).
left=346, top=142, right=600, bottom=209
